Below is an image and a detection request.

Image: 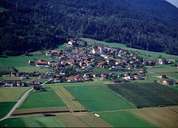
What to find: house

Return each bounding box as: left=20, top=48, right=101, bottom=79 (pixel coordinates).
left=35, top=60, right=49, bottom=67
left=158, top=79, right=176, bottom=86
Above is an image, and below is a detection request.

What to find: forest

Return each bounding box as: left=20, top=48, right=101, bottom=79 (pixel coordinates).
left=0, top=0, right=178, bottom=55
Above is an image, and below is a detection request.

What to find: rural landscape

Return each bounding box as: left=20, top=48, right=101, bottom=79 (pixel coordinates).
left=0, top=38, right=178, bottom=127
left=1, top=0, right=178, bottom=127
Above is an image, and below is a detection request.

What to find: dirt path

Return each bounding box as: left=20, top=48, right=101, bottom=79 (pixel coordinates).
left=0, top=88, right=33, bottom=122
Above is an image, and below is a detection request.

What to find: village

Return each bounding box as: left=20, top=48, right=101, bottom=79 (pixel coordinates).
left=0, top=39, right=178, bottom=88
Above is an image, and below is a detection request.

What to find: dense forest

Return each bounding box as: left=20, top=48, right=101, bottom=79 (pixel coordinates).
left=0, top=0, right=178, bottom=55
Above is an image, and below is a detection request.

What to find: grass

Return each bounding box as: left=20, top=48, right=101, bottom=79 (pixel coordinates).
left=65, top=85, right=135, bottom=111
left=0, top=87, right=29, bottom=102
left=0, top=51, right=50, bottom=73
left=19, top=88, right=65, bottom=109
left=99, top=111, right=155, bottom=128
left=0, top=102, right=16, bottom=118
left=0, top=116, right=64, bottom=127
left=109, top=82, right=178, bottom=108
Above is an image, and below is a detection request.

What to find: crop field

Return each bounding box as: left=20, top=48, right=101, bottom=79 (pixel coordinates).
left=0, top=87, right=29, bottom=118
left=51, top=86, right=85, bottom=112
left=65, top=85, right=135, bottom=111
left=99, top=111, right=155, bottom=128
left=132, top=106, right=178, bottom=128
left=108, top=82, right=178, bottom=108
left=0, top=87, right=29, bottom=102
left=19, top=88, right=65, bottom=109
left=0, top=102, right=16, bottom=118
left=0, top=116, right=65, bottom=127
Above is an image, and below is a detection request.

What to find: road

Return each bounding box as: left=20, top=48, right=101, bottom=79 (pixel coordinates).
left=0, top=79, right=52, bottom=122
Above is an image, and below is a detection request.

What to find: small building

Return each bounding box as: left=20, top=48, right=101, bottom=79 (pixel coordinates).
left=158, top=79, right=176, bottom=86
left=35, top=60, right=49, bottom=67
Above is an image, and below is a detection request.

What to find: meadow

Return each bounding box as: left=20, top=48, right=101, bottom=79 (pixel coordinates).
left=109, top=82, right=178, bottom=108
left=65, top=85, right=135, bottom=111
left=0, top=87, right=29, bottom=118
left=19, top=88, right=65, bottom=109
left=99, top=111, right=155, bottom=128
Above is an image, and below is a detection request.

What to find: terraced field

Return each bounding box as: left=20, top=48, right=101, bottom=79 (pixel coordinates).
left=108, top=82, right=178, bottom=108
left=65, top=85, right=135, bottom=111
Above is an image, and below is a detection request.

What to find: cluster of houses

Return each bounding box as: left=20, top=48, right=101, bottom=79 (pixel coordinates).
left=1, top=39, right=177, bottom=87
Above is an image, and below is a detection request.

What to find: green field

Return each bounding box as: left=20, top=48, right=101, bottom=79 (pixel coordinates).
left=0, top=87, right=29, bottom=102
left=19, top=88, right=65, bottom=109
left=0, top=51, right=49, bottom=73
left=0, top=102, right=16, bottom=118
left=65, top=85, right=135, bottom=111
left=0, top=116, right=64, bottom=127
left=109, top=82, right=178, bottom=108
left=99, top=111, right=155, bottom=128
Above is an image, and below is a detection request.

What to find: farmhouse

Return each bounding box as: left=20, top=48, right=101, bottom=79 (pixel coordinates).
left=158, top=79, right=176, bottom=86
left=35, top=60, right=49, bottom=67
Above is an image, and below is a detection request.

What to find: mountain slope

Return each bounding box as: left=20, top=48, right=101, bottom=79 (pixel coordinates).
left=0, top=0, right=178, bottom=55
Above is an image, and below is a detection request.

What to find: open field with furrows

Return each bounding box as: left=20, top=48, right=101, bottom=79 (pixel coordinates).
left=108, top=82, right=178, bottom=108
left=65, top=85, right=136, bottom=111
left=98, top=111, right=155, bottom=128
left=12, top=107, right=69, bottom=116
left=83, top=38, right=178, bottom=60
left=0, top=87, right=29, bottom=118
left=18, top=88, right=65, bottom=109
left=0, top=112, right=111, bottom=127
left=51, top=86, right=85, bottom=112
left=131, top=106, right=178, bottom=128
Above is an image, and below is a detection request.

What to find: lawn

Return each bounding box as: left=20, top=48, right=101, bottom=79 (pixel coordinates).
left=0, top=102, right=16, bottom=118
left=99, top=111, right=155, bottom=128
left=0, top=87, right=29, bottom=102
left=19, top=88, right=65, bottom=109
left=109, top=82, right=178, bottom=108
left=0, top=116, right=64, bottom=127
left=65, top=85, right=135, bottom=111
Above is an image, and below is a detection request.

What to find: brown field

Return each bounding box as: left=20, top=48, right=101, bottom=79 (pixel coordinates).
left=56, top=112, right=111, bottom=127
left=12, top=107, right=69, bottom=116
left=51, top=86, right=85, bottom=112
left=131, top=106, right=178, bottom=128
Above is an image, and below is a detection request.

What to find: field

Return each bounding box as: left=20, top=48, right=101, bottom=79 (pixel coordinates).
left=65, top=85, right=135, bottom=111
left=0, top=87, right=29, bottom=102
left=0, top=51, right=49, bottom=73
left=99, top=111, right=155, bottom=128
left=109, top=82, right=178, bottom=108
left=0, top=87, right=29, bottom=118
left=0, top=102, right=16, bottom=118
left=0, top=116, right=65, bottom=127
left=19, top=88, right=65, bottom=109
left=132, top=106, right=178, bottom=128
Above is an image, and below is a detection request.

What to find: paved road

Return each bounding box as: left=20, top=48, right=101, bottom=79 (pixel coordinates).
left=0, top=88, right=33, bottom=122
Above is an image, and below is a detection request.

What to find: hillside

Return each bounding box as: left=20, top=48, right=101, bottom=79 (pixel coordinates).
left=0, top=0, right=178, bottom=55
